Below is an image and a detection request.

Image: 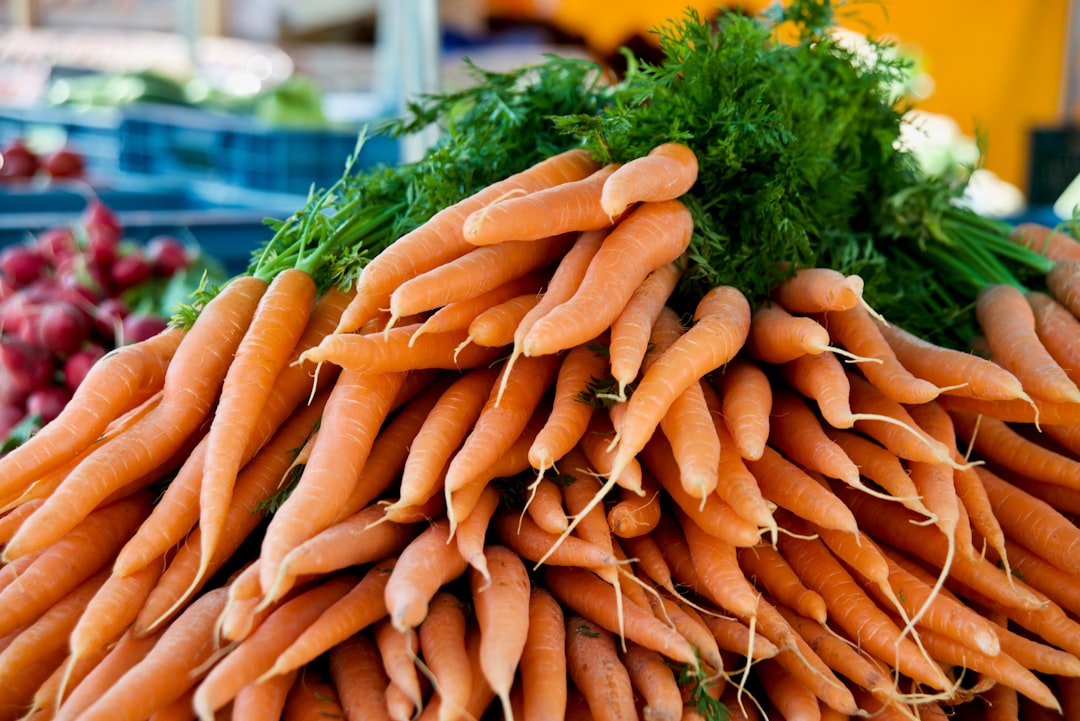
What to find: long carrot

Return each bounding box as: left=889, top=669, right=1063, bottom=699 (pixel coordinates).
left=715, top=356, right=772, bottom=461
left=677, top=509, right=761, bottom=621
left=951, top=409, right=1080, bottom=490
left=608, top=284, right=751, bottom=485
left=1045, top=258, right=1080, bottom=317
left=51, top=628, right=161, bottom=721
left=600, top=141, right=699, bottom=218
left=375, top=615, right=426, bottom=719
left=738, top=543, right=827, bottom=625
left=565, top=614, right=638, bottom=721
left=463, top=163, right=620, bottom=245
left=1028, top=290, right=1080, bottom=386
left=744, top=446, right=857, bottom=535
left=409, top=269, right=549, bottom=344
left=299, top=323, right=506, bottom=374
left=522, top=199, right=695, bottom=358
left=1009, top=222, right=1080, bottom=262
left=416, top=590, right=472, bottom=721
left=231, top=668, right=299, bottom=721
left=69, top=552, right=164, bottom=663
left=328, top=632, right=393, bottom=721
left=520, top=587, right=568, bottom=721
left=4, top=276, right=265, bottom=560
left=383, top=518, right=469, bottom=632
left=471, top=545, right=531, bottom=720
left=621, top=641, right=684, bottom=721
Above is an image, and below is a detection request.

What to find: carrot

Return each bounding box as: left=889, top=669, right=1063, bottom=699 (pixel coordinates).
left=565, top=614, right=638, bottom=721
left=600, top=142, right=698, bottom=217
left=607, top=259, right=684, bottom=400
left=110, top=286, right=353, bottom=578
left=524, top=474, right=569, bottom=535
left=527, top=340, right=607, bottom=475
left=606, top=470, right=663, bottom=539
left=980, top=681, right=1020, bottom=721
left=416, top=621, right=495, bottom=721
left=677, top=509, right=761, bottom=621
left=337, top=147, right=601, bottom=334
left=1045, top=258, right=1080, bottom=318
left=621, top=642, right=683, bottom=721
left=715, top=356, right=772, bottom=461
left=770, top=267, right=864, bottom=314
left=0, top=490, right=151, bottom=639
left=608, top=284, right=751, bottom=484
left=76, top=586, right=229, bottom=721
left=231, top=668, right=298, bottom=721
left=456, top=485, right=503, bottom=585
left=383, top=518, right=469, bottom=632
left=490, top=506, right=622, bottom=572
left=0, top=500, right=40, bottom=546
left=776, top=521, right=953, bottom=690
left=544, top=565, right=700, bottom=668
left=4, top=277, right=266, bottom=560
left=744, top=447, right=857, bottom=535
left=416, top=591, right=471, bottom=721
left=950, top=409, right=1080, bottom=490
left=0, top=325, right=182, bottom=503
left=51, top=628, right=161, bottom=721
left=463, top=292, right=541, bottom=351
left=193, top=575, right=358, bottom=720
left=391, top=367, right=500, bottom=513
left=781, top=350, right=871, bottom=430
left=0, top=642, right=68, bottom=720
left=520, top=587, right=568, bottom=721
left=470, top=545, right=531, bottom=720
left=463, top=163, right=620, bottom=245
left=976, top=466, right=1080, bottom=575
left=409, top=269, right=549, bottom=345
left=280, top=669, right=346, bottom=721
left=579, top=408, right=644, bottom=496
left=258, top=368, right=406, bottom=597
left=874, top=315, right=1032, bottom=401
left=935, top=392, right=1080, bottom=425
left=30, top=643, right=112, bottom=719
left=443, top=353, right=561, bottom=497
left=374, top=615, right=426, bottom=719
left=522, top=199, right=695, bottom=358
left=847, top=371, right=956, bottom=465
left=767, top=388, right=860, bottom=486
left=196, top=267, right=316, bottom=590
left=756, top=658, right=822, bottom=721
left=141, top=389, right=330, bottom=632
left=327, top=632, right=393, bottom=721
left=821, top=304, right=943, bottom=403
left=69, top=553, right=164, bottom=662
left=746, top=303, right=839, bottom=365
left=976, top=282, right=1080, bottom=404
left=738, top=543, right=827, bottom=625
left=640, top=434, right=762, bottom=547
left=985, top=539, right=1080, bottom=618
left=824, top=428, right=930, bottom=517
left=1009, top=222, right=1080, bottom=262
left=0, top=567, right=108, bottom=688
left=388, top=231, right=576, bottom=327
left=651, top=594, right=724, bottom=673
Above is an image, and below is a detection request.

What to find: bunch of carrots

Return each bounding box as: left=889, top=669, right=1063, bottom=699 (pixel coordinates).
left=1, top=136, right=1080, bottom=721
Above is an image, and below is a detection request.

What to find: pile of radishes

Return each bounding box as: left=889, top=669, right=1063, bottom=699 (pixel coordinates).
left=0, top=198, right=194, bottom=445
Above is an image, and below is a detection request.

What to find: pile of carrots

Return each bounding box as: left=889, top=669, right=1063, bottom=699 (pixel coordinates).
left=2, top=140, right=1080, bottom=721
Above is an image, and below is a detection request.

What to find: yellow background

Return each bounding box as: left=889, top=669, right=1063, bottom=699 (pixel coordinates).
left=488, top=0, right=1073, bottom=195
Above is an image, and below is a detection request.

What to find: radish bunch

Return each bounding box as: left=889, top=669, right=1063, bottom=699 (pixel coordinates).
left=0, top=198, right=194, bottom=443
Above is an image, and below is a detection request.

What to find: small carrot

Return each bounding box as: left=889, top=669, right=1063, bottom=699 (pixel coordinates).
left=757, top=658, right=822, bottom=721
left=51, top=628, right=161, bottom=721
left=456, top=485, right=503, bottom=585
left=738, top=543, right=827, bottom=625
left=768, top=388, right=860, bottom=486
left=1046, top=258, right=1080, bottom=318
left=566, top=614, right=638, bottom=721
left=520, top=587, right=568, bottom=721
left=606, top=470, right=663, bottom=539
left=607, top=259, right=684, bottom=400
left=771, top=267, right=864, bottom=313
left=524, top=474, right=570, bottom=534
left=600, top=142, right=699, bottom=218
left=471, top=545, right=531, bottom=721
left=280, top=669, right=346, bottom=721
left=621, top=641, right=684, bottom=721
left=746, top=303, right=838, bottom=365
left=522, top=200, right=695, bottom=358
left=579, top=408, right=644, bottom=496
left=490, top=506, right=622, bottom=572
left=608, top=284, right=751, bottom=485
left=976, top=282, right=1080, bottom=404
left=715, top=356, right=772, bottom=461
left=677, top=509, right=761, bottom=621
left=409, top=269, right=549, bottom=345
left=69, top=553, right=164, bottom=661
left=231, top=668, right=298, bottom=721
left=824, top=428, right=930, bottom=517
left=299, top=323, right=506, bottom=374
left=744, top=446, right=856, bottom=535
left=847, top=371, right=956, bottom=465
left=384, top=518, right=469, bottom=632
left=327, top=632, right=393, bottom=721
left=463, top=292, right=541, bottom=351
left=950, top=409, right=1080, bottom=490
left=374, top=615, right=426, bottom=719
left=463, top=163, right=620, bottom=245
left=337, top=147, right=601, bottom=334
left=987, top=539, right=1080, bottom=618
left=417, top=590, right=471, bottom=721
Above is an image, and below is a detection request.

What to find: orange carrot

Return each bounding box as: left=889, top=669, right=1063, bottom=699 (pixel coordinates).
left=874, top=315, right=1032, bottom=401
left=677, top=509, right=761, bottom=621
left=744, top=446, right=857, bottom=535
left=471, top=545, right=531, bottom=720
left=1009, top=222, right=1080, bottom=262
left=738, top=543, right=827, bottom=625
left=337, top=147, right=601, bottom=334
left=757, top=658, right=822, bottom=721
left=935, top=392, right=1080, bottom=425
left=579, top=408, right=644, bottom=496
left=70, top=553, right=164, bottom=660
left=464, top=292, right=541, bottom=350
left=771, top=267, right=864, bottom=313
left=456, top=485, right=503, bottom=585
left=463, top=163, right=620, bottom=245
left=746, top=303, right=836, bottom=364
left=1028, top=290, right=1080, bottom=385
left=4, top=276, right=266, bottom=560
left=1045, top=258, right=1080, bottom=317
left=51, top=628, right=161, bottom=721
left=520, top=587, right=568, bottom=721
left=409, top=269, right=548, bottom=344
left=565, top=614, right=637, bottom=721
left=950, top=409, right=1080, bottom=490
left=522, top=200, right=694, bottom=358
left=824, top=428, right=930, bottom=517
left=193, top=575, right=358, bottom=720
left=606, top=470, right=663, bottom=539
left=258, top=368, right=406, bottom=597
left=299, top=323, right=506, bottom=373
left=0, top=325, right=181, bottom=503
left=621, top=641, right=684, bottom=721
left=374, top=615, right=426, bottom=719
left=767, top=388, right=860, bottom=486
left=607, top=259, right=684, bottom=400
left=328, top=632, right=393, bottom=721
left=600, top=142, right=699, bottom=218
left=490, top=506, right=622, bottom=572
left=0, top=490, right=151, bottom=639
left=384, top=518, right=469, bottom=632
left=986, top=539, right=1080, bottom=618
left=525, top=474, right=570, bottom=534
left=418, top=590, right=471, bottom=721
left=847, top=371, right=955, bottom=465
left=280, top=669, right=346, bottom=721
left=196, top=267, right=316, bottom=591
left=528, top=340, right=607, bottom=475
left=650, top=594, right=723, bottom=673
left=607, top=284, right=751, bottom=484
left=976, top=282, right=1080, bottom=404
left=715, top=356, right=772, bottom=461
left=231, top=668, right=298, bottom=721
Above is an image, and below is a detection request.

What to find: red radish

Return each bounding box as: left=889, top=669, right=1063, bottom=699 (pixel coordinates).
left=41, top=145, right=86, bottom=179
left=80, top=198, right=122, bottom=243
left=35, top=227, right=77, bottom=264
left=25, top=386, right=71, bottom=424
left=36, top=300, right=90, bottom=355
left=0, top=245, right=48, bottom=286
left=92, top=297, right=128, bottom=340
left=63, top=344, right=106, bottom=391
left=0, top=405, right=25, bottom=438
left=121, top=313, right=169, bottom=344
left=0, top=139, right=38, bottom=180
left=0, top=339, right=54, bottom=407
left=110, top=252, right=152, bottom=290
left=145, top=235, right=191, bottom=276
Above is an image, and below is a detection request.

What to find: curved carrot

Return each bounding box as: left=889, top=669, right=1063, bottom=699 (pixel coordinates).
left=1027, top=290, right=1080, bottom=386
left=69, top=553, right=164, bottom=659
left=464, top=292, right=541, bottom=349
left=771, top=267, right=864, bottom=313
left=299, top=323, right=506, bottom=373
left=606, top=471, right=662, bottom=539
left=0, top=325, right=181, bottom=503
left=565, top=614, right=638, bottom=721
left=757, top=659, right=822, bottom=721
left=976, top=282, right=1080, bottom=404
left=600, top=142, right=699, bottom=218
left=471, top=545, right=531, bottom=720
left=384, top=518, right=469, bottom=632
left=231, top=668, right=298, bottom=721
left=677, top=509, right=761, bottom=620
left=527, top=341, right=607, bottom=475
left=4, top=276, right=266, bottom=560
left=768, top=389, right=859, bottom=486
left=455, top=485, right=503, bottom=585
left=824, top=428, right=929, bottom=517
left=608, top=284, right=750, bottom=485
left=746, top=303, right=835, bottom=364
left=621, top=641, right=683, bottom=721
left=490, top=506, right=621, bottom=571
left=196, top=267, right=316, bottom=592
left=416, top=590, right=471, bottom=721
left=463, top=163, right=620, bottom=245
left=338, top=147, right=600, bottom=333
left=409, top=269, right=549, bottom=344
left=1046, top=258, right=1080, bottom=318
left=522, top=199, right=695, bottom=358
left=847, top=371, right=955, bottom=465
left=52, top=628, right=161, bottom=721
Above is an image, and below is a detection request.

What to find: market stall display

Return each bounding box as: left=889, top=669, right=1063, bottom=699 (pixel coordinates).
left=1, top=3, right=1079, bottom=720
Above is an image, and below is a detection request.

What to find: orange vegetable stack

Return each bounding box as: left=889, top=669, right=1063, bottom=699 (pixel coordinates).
left=2, top=142, right=1080, bottom=721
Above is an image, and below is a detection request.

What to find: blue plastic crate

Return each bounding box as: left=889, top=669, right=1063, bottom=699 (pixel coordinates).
left=0, top=103, right=123, bottom=177
left=118, top=104, right=399, bottom=195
